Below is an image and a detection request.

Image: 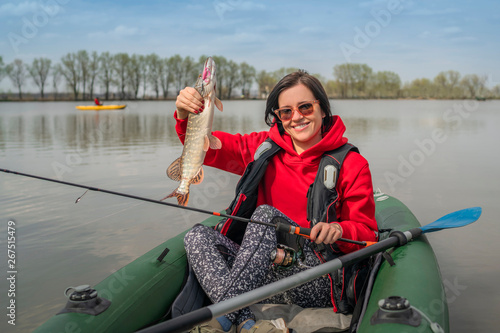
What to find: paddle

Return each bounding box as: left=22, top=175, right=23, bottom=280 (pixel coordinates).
left=136, top=207, right=482, bottom=333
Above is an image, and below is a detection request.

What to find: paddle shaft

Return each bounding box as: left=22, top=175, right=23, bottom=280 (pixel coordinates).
left=137, top=228, right=420, bottom=333
left=0, top=168, right=364, bottom=246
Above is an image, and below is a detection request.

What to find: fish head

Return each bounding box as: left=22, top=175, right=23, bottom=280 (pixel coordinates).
left=195, top=57, right=217, bottom=98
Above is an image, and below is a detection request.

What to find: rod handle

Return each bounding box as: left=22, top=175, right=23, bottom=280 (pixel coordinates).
left=275, top=223, right=369, bottom=246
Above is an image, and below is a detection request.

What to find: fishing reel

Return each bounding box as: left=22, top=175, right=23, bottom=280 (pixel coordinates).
left=270, top=244, right=299, bottom=268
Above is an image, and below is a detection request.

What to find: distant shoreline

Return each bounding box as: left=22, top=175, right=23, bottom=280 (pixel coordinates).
left=0, top=97, right=493, bottom=103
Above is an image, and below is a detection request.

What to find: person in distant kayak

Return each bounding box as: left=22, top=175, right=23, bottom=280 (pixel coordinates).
left=173, top=70, right=377, bottom=333
left=94, top=97, right=103, bottom=106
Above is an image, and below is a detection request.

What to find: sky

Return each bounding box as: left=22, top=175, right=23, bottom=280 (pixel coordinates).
left=1, top=0, right=499, bottom=92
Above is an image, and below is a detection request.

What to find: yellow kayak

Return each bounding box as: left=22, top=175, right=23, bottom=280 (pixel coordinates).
left=75, top=105, right=126, bottom=110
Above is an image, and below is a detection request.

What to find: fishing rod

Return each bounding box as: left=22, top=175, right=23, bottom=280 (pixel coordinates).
left=1, top=168, right=370, bottom=246
left=137, top=206, right=482, bottom=333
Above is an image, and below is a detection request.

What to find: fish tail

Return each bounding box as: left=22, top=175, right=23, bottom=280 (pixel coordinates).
left=160, top=188, right=190, bottom=206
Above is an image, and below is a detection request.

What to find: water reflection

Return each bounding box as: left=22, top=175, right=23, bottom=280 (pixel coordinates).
left=0, top=100, right=490, bottom=158
left=1, top=100, right=499, bottom=333
left=343, top=117, right=400, bottom=136
left=1, top=106, right=269, bottom=152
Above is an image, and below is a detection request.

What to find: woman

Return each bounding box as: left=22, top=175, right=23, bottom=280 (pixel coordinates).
left=174, top=70, right=377, bottom=333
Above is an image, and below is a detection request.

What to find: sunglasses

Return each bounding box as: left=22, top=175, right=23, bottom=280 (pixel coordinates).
left=273, top=100, right=320, bottom=121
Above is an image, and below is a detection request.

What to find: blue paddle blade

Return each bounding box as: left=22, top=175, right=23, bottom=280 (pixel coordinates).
left=421, top=207, right=482, bottom=233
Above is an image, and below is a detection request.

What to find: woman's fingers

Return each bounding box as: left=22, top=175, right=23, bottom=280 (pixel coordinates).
left=176, top=87, right=204, bottom=117
left=310, top=222, right=343, bottom=245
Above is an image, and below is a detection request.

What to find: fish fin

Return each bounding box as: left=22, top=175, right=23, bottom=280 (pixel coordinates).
left=190, top=167, right=204, bottom=185
left=208, top=135, right=222, bottom=150
left=215, top=98, right=223, bottom=111
left=160, top=188, right=189, bottom=206
left=166, top=157, right=183, bottom=181
left=203, top=136, right=210, bottom=152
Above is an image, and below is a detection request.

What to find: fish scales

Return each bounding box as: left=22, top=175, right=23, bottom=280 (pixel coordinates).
left=161, top=57, right=223, bottom=206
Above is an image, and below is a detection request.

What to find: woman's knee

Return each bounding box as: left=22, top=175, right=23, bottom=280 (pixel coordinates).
left=184, top=224, right=211, bottom=250
left=251, top=204, right=279, bottom=222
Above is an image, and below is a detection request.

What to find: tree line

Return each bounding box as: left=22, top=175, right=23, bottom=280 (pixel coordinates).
left=0, top=52, right=498, bottom=101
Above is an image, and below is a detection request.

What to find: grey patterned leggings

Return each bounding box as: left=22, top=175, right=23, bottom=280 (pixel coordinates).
left=184, top=205, right=333, bottom=325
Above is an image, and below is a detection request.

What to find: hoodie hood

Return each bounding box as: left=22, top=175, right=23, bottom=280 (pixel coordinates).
left=268, top=115, right=348, bottom=162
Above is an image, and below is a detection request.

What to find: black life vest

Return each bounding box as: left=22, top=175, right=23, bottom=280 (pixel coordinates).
left=218, top=138, right=364, bottom=314
left=221, top=137, right=359, bottom=246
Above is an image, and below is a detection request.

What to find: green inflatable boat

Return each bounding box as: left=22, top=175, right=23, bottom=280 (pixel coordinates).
left=34, top=194, right=451, bottom=333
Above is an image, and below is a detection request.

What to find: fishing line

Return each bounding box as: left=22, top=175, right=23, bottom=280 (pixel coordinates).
left=1, top=168, right=368, bottom=246
left=75, top=189, right=89, bottom=203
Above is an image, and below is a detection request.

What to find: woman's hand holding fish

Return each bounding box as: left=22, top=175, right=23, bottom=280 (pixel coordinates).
left=176, top=87, right=204, bottom=119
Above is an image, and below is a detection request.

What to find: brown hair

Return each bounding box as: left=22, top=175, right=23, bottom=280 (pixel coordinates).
left=265, top=70, right=333, bottom=134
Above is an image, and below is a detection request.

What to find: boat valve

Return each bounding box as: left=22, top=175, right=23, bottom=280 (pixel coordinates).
left=65, top=285, right=98, bottom=302
left=370, top=296, right=444, bottom=333
left=370, top=296, right=421, bottom=327
left=57, top=284, right=111, bottom=316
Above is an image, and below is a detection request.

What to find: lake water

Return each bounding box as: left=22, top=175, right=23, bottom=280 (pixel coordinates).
left=0, top=100, right=499, bottom=332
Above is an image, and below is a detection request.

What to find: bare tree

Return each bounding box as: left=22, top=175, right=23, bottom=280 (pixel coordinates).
left=492, top=85, right=500, bottom=98
left=0, top=56, right=5, bottom=83
left=171, top=54, right=184, bottom=95
left=223, top=60, right=240, bottom=99
left=127, top=54, right=142, bottom=99
left=77, top=50, right=90, bottom=99
left=51, top=64, right=62, bottom=100
left=434, top=70, right=461, bottom=98
left=368, top=71, right=401, bottom=98
left=239, top=62, right=256, bottom=98
left=333, top=63, right=373, bottom=98
left=139, top=55, right=148, bottom=99
left=28, top=57, right=51, bottom=99
left=211, top=55, right=227, bottom=99
left=182, top=56, right=199, bottom=88
left=256, top=70, right=276, bottom=99
left=98, top=52, right=114, bottom=100
left=273, top=67, right=300, bottom=81
left=405, top=78, right=436, bottom=99
left=460, top=74, right=486, bottom=98
left=60, top=52, right=80, bottom=99
left=88, top=51, right=100, bottom=100
left=161, top=56, right=175, bottom=99
left=333, top=64, right=352, bottom=98
left=114, top=53, right=130, bottom=99
left=6, top=59, right=28, bottom=99
left=147, top=53, right=162, bottom=99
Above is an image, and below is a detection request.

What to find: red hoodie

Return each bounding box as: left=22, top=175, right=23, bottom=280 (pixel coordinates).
left=174, top=111, right=377, bottom=253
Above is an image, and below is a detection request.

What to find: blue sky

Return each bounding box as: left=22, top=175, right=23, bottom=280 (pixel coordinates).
left=1, top=0, right=499, bottom=90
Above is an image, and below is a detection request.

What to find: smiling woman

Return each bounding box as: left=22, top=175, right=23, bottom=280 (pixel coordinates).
left=274, top=85, right=325, bottom=154
left=173, top=69, right=377, bottom=332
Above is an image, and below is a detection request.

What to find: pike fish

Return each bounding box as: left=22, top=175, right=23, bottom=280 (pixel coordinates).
left=161, top=57, right=223, bottom=206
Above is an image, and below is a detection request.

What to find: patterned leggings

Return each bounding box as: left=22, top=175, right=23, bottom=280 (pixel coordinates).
left=184, top=205, right=333, bottom=325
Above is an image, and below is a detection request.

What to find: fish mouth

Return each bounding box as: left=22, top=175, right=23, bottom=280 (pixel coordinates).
left=202, top=57, right=216, bottom=83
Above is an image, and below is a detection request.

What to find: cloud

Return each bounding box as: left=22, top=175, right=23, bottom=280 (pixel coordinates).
left=238, top=1, right=266, bottom=11
left=0, top=1, right=38, bottom=17
left=418, top=30, right=432, bottom=39
left=88, top=25, right=143, bottom=39
left=449, top=36, right=477, bottom=43
left=215, top=31, right=266, bottom=45
left=358, top=0, right=392, bottom=8
left=443, top=26, right=462, bottom=34
left=113, top=25, right=140, bottom=37
left=299, top=26, right=322, bottom=34
left=407, top=7, right=461, bottom=16
left=212, top=0, right=266, bottom=20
